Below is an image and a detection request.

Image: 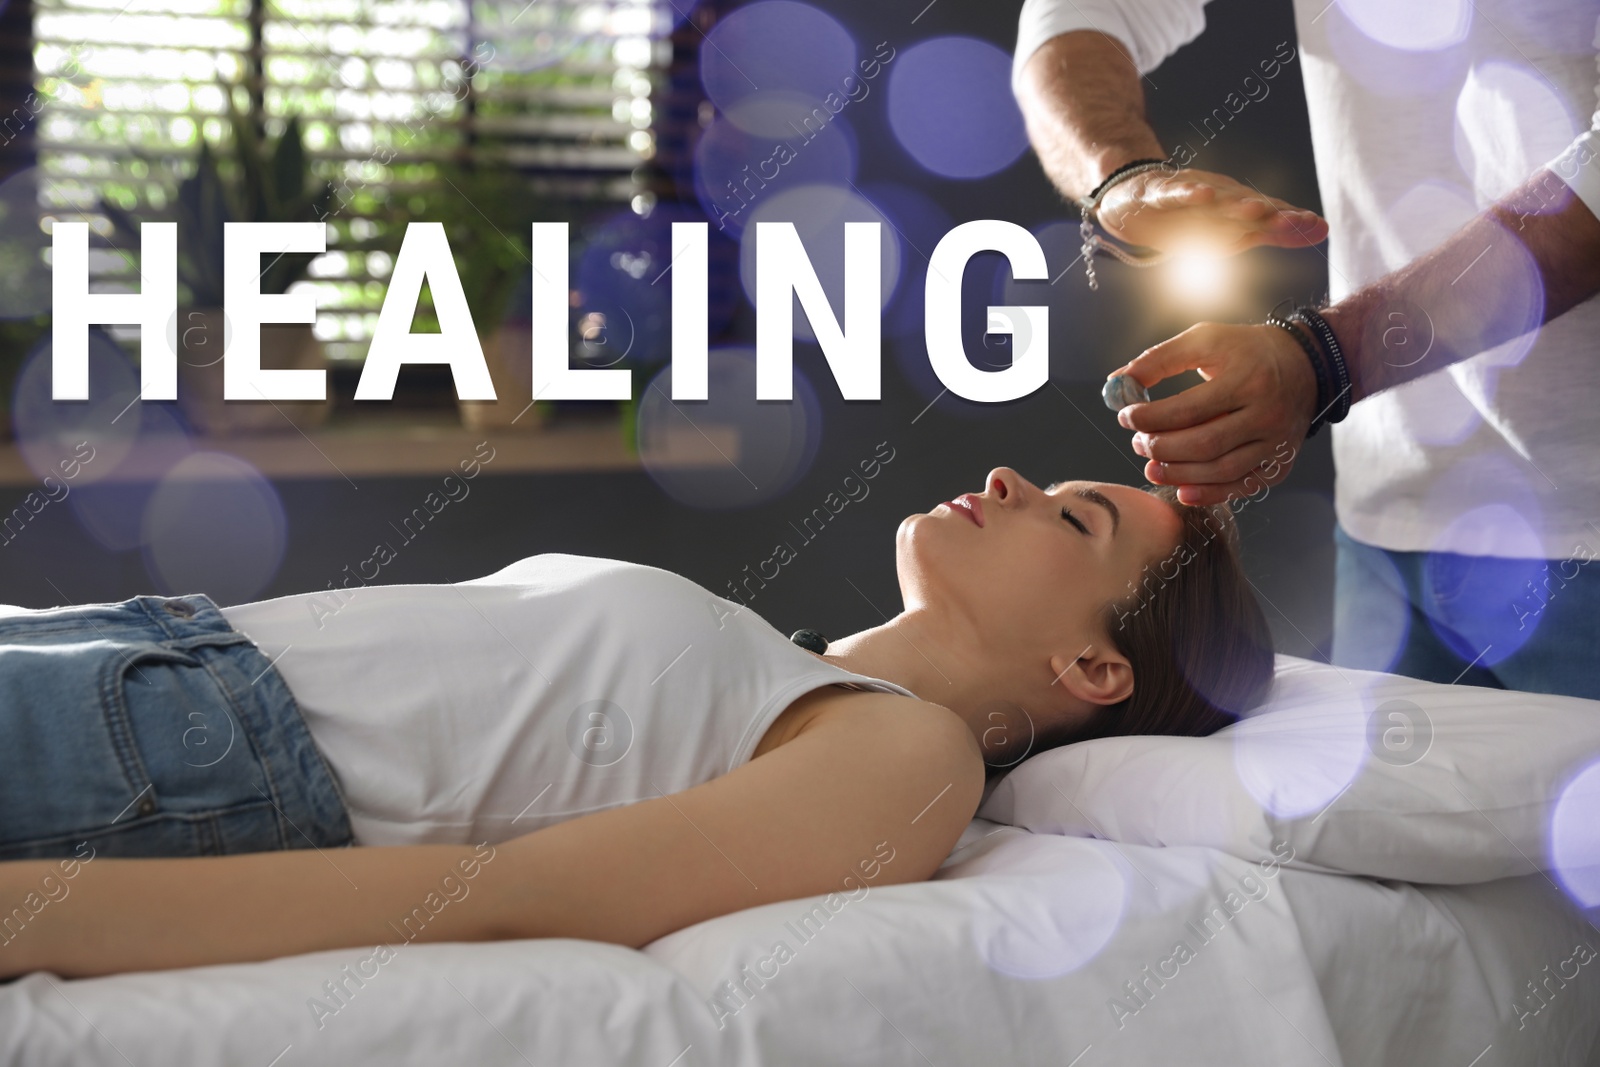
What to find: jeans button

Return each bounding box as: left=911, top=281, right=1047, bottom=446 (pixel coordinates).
left=137, top=795, right=157, bottom=817
left=164, top=600, right=193, bottom=618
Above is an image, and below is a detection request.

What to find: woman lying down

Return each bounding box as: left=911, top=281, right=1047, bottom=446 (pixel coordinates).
left=0, top=467, right=1273, bottom=979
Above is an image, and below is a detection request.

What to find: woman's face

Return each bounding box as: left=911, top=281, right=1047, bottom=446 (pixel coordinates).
left=896, top=467, right=1183, bottom=665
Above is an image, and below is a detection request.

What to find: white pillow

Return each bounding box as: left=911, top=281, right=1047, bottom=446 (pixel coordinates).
left=976, top=655, right=1600, bottom=887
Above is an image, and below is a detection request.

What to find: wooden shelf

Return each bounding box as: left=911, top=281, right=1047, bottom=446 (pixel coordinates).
left=0, top=412, right=741, bottom=486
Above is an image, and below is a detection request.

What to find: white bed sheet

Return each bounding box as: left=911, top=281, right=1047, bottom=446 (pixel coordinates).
left=4, top=818, right=1596, bottom=1066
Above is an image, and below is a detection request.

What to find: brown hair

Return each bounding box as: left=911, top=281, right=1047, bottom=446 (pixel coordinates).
left=993, top=485, right=1275, bottom=776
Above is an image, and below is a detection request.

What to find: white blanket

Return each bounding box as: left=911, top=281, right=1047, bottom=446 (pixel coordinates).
left=3, top=821, right=1596, bottom=1065
left=6, top=655, right=1600, bottom=1065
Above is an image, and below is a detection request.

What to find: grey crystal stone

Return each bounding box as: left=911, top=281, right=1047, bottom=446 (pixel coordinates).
left=1102, top=375, right=1150, bottom=411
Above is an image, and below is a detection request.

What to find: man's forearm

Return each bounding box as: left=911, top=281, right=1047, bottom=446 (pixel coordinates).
left=1016, top=30, right=1167, bottom=201
left=1321, top=168, right=1600, bottom=404
left=0, top=841, right=499, bottom=978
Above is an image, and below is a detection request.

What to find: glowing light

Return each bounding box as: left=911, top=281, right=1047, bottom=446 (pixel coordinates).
left=1382, top=178, right=1465, bottom=263
left=700, top=1, right=856, bottom=130
left=141, top=451, right=288, bottom=603
left=966, top=836, right=1126, bottom=979
left=1376, top=182, right=1483, bottom=444
left=1377, top=201, right=1540, bottom=387
left=636, top=347, right=821, bottom=510
left=887, top=36, right=1027, bottom=180
left=1417, top=451, right=1546, bottom=563
left=1232, top=694, right=1369, bottom=819
left=736, top=183, right=899, bottom=342
left=69, top=403, right=194, bottom=551
left=691, top=111, right=858, bottom=237
left=1454, top=62, right=1577, bottom=207
left=1163, top=249, right=1231, bottom=307
left=1335, top=0, right=1470, bottom=51
left=1325, top=6, right=1467, bottom=99
left=12, top=331, right=141, bottom=485
left=1422, top=502, right=1546, bottom=665
left=1551, top=761, right=1600, bottom=907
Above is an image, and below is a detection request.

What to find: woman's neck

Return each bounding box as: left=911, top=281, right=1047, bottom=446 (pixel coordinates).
left=809, top=610, right=1079, bottom=770
left=812, top=610, right=994, bottom=722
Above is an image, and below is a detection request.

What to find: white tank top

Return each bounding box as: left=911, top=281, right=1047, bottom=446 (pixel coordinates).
left=218, top=553, right=918, bottom=847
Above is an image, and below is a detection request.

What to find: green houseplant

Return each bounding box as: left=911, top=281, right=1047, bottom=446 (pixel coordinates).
left=101, top=91, right=335, bottom=436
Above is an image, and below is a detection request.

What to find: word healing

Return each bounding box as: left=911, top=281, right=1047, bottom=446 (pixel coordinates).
left=50, top=220, right=1051, bottom=404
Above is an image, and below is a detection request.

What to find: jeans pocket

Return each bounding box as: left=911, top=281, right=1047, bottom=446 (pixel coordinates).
left=0, top=637, right=283, bottom=860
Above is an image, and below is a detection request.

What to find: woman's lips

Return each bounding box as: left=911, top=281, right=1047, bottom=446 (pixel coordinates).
left=940, top=493, right=984, bottom=527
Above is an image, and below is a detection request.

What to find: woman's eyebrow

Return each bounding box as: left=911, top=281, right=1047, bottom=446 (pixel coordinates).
left=1074, top=487, right=1120, bottom=535
left=1043, top=482, right=1120, bottom=535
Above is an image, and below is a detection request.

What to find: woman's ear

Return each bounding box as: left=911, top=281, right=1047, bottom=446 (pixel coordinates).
left=1049, top=644, right=1134, bottom=707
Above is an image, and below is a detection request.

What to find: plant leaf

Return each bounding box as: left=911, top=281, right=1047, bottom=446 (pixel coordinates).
left=222, top=85, right=267, bottom=224
left=191, top=140, right=232, bottom=307
left=96, top=197, right=143, bottom=245
left=269, top=114, right=307, bottom=218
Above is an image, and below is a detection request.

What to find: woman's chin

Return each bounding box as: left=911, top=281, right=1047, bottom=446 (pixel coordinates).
left=896, top=511, right=927, bottom=540
left=896, top=514, right=966, bottom=577
left=896, top=510, right=947, bottom=549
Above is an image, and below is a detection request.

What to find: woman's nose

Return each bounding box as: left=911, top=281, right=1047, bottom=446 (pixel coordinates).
left=986, top=467, right=1018, bottom=502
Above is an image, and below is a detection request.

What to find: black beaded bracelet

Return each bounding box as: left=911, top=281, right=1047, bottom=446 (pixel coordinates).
left=1076, top=158, right=1178, bottom=290
left=1083, top=157, right=1172, bottom=205
left=1264, top=314, right=1335, bottom=438
left=1288, top=306, right=1353, bottom=427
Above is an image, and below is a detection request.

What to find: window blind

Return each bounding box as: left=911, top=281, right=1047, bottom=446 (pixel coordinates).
left=32, top=0, right=673, bottom=362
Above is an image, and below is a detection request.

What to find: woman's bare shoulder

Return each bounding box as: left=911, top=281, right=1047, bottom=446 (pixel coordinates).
left=755, top=684, right=981, bottom=769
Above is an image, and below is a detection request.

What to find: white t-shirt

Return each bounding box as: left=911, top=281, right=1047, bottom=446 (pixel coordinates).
left=219, top=554, right=916, bottom=847
left=1015, top=0, right=1600, bottom=560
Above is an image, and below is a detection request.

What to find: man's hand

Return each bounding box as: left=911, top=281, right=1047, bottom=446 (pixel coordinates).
left=1014, top=31, right=1326, bottom=255
left=1097, top=168, right=1329, bottom=254
left=1108, top=323, right=1319, bottom=506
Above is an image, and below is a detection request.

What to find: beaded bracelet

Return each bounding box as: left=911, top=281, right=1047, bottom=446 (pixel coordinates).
left=1262, top=301, right=1354, bottom=438
left=1288, top=306, right=1353, bottom=427
left=1075, top=157, right=1177, bottom=290
left=1264, top=313, right=1334, bottom=438
left=1083, top=157, right=1172, bottom=203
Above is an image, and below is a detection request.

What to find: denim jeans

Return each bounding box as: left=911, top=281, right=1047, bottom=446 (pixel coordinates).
left=1332, top=523, right=1600, bottom=701
left=0, top=594, right=353, bottom=860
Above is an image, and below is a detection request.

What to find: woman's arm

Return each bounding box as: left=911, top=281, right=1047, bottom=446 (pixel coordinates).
left=0, top=840, right=500, bottom=979
left=2, top=694, right=984, bottom=978
left=481, top=693, right=985, bottom=948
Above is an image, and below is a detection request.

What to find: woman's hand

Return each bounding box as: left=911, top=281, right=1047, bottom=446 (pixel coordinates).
left=1108, top=322, right=1320, bottom=506
left=1096, top=168, right=1328, bottom=254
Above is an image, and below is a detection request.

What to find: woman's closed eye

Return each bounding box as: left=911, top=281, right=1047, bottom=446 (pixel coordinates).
left=1060, top=506, right=1089, bottom=535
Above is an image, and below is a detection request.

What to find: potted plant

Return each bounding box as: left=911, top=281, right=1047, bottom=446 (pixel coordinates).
left=101, top=91, right=335, bottom=436
left=399, top=161, right=589, bottom=431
